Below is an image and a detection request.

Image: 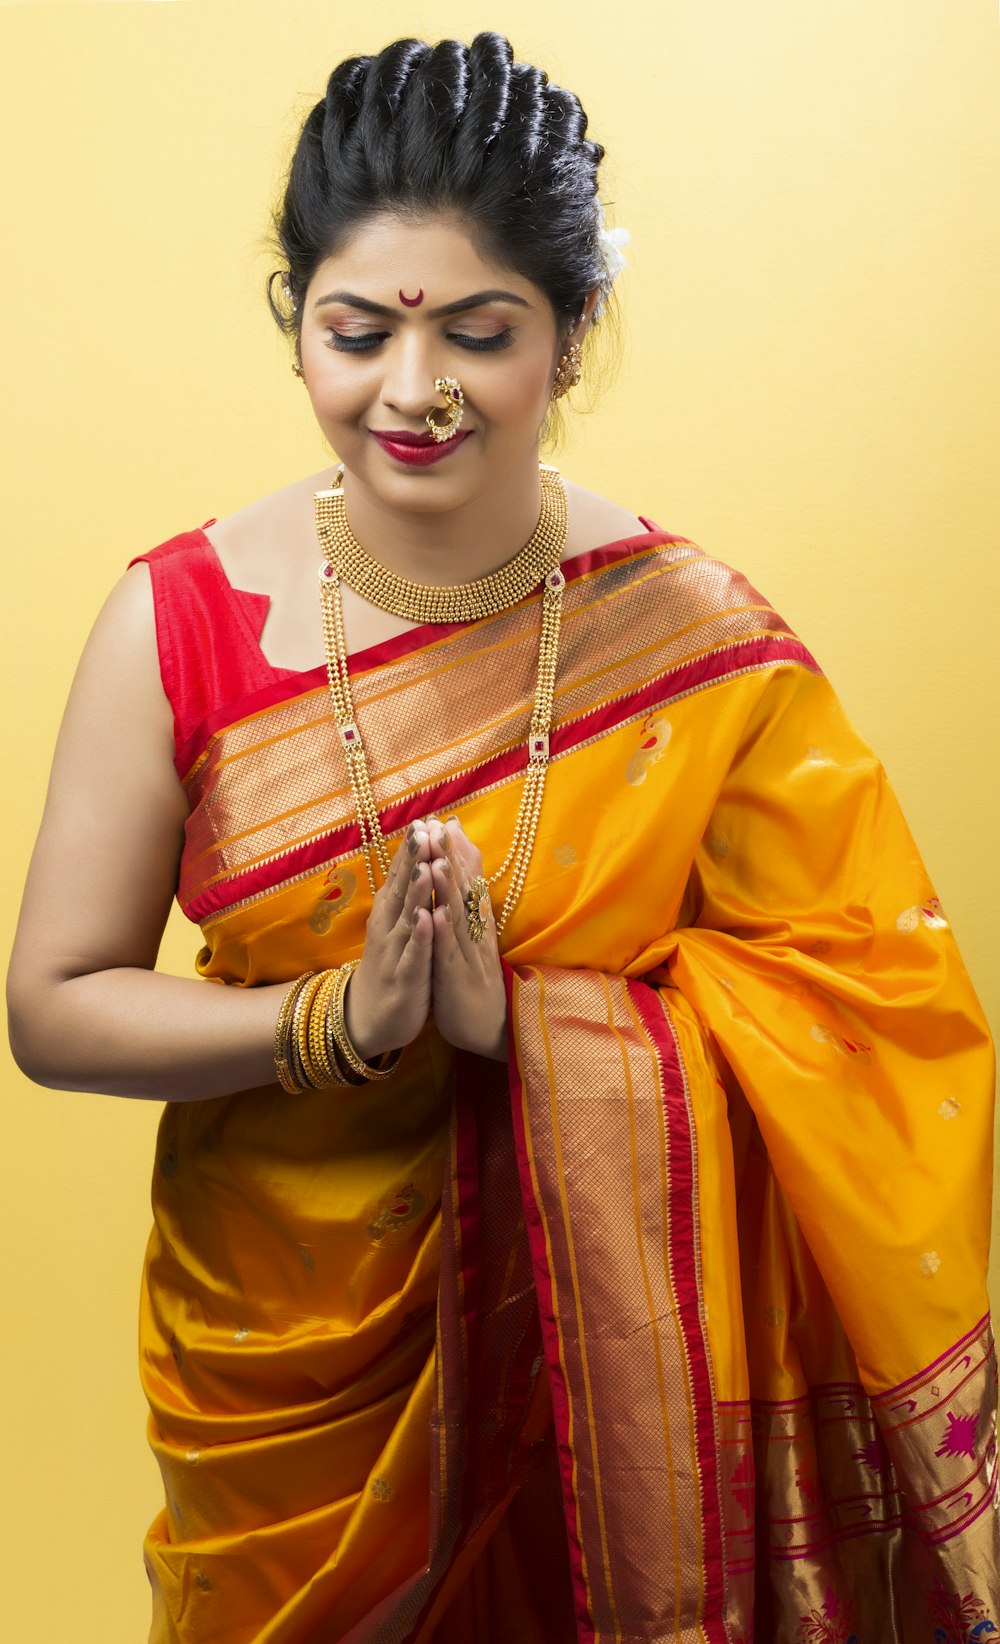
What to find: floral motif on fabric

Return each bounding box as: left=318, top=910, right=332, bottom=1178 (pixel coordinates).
left=367, top=1183, right=426, bottom=1243
left=852, top=1428, right=891, bottom=1473
left=934, top=1410, right=979, bottom=1462
left=796, top=1585, right=859, bottom=1643
left=794, top=1462, right=820, bottom=1506
left=730, top=1451, right=755, bottom=1518
left=896, top=896, right=948, bottom=933
left=309, top=865, right=357, bottom=934
left=625, top=712, right=672, bottom=786
left=928, top=1576, right=997, bottom=1642
left=809, top=1023, right=874, bottom=1064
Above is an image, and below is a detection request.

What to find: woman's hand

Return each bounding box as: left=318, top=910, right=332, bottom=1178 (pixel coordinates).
left=425, top=816, right=508, bottom=1062
left=344, top=825, right=435, bottom=1060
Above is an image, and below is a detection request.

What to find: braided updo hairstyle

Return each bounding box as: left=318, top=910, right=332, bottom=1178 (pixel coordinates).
left=267, top=33, right=611, bottom=363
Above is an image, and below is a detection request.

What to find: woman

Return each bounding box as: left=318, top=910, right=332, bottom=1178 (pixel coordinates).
left=7, top=30, right=997, bottom=1644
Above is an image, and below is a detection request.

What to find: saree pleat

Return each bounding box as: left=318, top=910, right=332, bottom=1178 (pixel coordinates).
left=133, top=525, right=997, bottom=1642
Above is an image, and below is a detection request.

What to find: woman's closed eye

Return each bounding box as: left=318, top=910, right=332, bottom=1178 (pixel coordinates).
left=450, top=328, right=515, bottom=352
left=326, top=327, right=515, bottom=354
left=326, top=330, right=390, bottom=353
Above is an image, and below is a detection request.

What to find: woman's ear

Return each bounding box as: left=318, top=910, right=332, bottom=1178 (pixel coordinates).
left=572, top=285, right=602, bottom=345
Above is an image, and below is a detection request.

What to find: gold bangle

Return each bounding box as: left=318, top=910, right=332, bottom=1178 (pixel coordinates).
left=324, top=1002, right=368, bottom=1086
left=286, top=977, right=315, bottom=1092
left=274, top=964, right=402, bottom=1093
left=274, top=972, right=316, bottom=1094
left=307, top=969, right=351, bottom=1086
left=329, top=961, right=402, bottom=1083
left=295, top=970, right=332, bottom=1089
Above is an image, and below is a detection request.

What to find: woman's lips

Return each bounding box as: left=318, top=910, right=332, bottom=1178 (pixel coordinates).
left=369, top=429, right=472, bottom=467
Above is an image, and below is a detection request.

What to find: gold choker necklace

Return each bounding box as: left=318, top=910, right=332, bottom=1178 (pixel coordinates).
left=315, top=464, right=566, bottom=624
left=315, top=465, right=569, bottom=932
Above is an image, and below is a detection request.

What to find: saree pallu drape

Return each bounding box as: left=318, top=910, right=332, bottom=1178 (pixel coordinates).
left=134, top=523, right=998, bottom=1643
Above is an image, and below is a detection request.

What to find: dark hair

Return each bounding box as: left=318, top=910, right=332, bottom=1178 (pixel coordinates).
left=267, top=33, right=610, bottom=356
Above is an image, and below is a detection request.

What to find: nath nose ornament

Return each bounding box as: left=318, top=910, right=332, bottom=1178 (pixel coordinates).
left=426, top=377, right=465, bottom=443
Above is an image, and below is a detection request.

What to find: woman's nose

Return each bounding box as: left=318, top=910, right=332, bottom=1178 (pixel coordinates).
left=379, top=337, right=440, bottom=421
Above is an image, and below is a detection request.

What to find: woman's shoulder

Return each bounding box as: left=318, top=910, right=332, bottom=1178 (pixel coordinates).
left=198, top=467, right=335, bottom=588
left=562, top=479, right=647, bottom=557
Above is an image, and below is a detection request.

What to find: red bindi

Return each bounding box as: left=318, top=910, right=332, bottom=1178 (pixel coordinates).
left=399, top=289, right=424, bottom=308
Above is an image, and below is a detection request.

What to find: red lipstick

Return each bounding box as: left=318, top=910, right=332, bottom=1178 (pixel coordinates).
left=370, top=429, right=472, bottom=467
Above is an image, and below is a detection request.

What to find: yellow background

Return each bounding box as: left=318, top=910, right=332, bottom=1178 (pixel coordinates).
left=2, top=1, right=997, bottom=1636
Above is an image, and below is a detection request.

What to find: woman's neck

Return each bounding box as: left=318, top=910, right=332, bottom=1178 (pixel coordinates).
left=337, top=452, right=545, bottom=585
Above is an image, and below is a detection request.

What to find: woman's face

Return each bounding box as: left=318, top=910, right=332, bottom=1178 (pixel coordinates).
left=297, top=213, right=574, bottom=513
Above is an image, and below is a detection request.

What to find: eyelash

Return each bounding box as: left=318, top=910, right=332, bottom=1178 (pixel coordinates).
left=326, top=328, right=515, bottom=355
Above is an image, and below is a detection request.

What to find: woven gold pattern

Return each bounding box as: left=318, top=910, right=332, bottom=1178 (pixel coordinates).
left=181, top=550, right=797, bottom=919
left=509, top=966, right=724, bottom=1630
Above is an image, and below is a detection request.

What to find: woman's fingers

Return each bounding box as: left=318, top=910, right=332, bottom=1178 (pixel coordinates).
left=416, top=815, right=483, bottom=886
left=430, top=853, right=464, bottom=941
left=430, top=847, right=499, bottom=963
left=398, top=859, right=433, bottom=937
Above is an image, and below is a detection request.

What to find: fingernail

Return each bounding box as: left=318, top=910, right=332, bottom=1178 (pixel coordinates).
left=407, top=834, right=419, bottom=855
left=411, top=865, right=421, bottom=882
left=441, top=859, right=452, bottom=876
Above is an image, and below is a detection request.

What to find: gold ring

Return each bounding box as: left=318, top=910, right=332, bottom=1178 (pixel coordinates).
left=464, top=875, right=492, bottom=943
left=426, top=377, right=465, bottom=444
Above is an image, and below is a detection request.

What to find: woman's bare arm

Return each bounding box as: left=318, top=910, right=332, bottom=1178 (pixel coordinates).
left=7, top=563, right=286, bottom=1101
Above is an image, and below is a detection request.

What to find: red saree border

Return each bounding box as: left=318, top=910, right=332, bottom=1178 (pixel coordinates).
left=628, top=982, right=729, bottom=1637
left=174, top=526, right=684, bottom=779
left=503, top=964, right=591, bottom=1634
left=504, top=965, right=735, bottom=1639
left=185, top=631, right=819, bottom=924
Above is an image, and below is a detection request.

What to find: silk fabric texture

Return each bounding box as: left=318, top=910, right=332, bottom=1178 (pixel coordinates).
left=130, top=521, right=999, bottom=1643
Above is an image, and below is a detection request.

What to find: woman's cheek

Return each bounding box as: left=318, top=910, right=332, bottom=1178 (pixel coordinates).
left=487, top=362, right=553, bottom=425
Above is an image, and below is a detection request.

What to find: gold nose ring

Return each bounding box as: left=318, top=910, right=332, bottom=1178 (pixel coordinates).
left=425, top=377, right=465, bottom=443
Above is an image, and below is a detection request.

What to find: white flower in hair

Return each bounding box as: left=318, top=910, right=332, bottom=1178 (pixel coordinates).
left=597, top=202, right=630, bottom=282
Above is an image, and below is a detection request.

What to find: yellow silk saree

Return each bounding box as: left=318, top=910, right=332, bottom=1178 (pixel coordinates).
left=134, top=521, right=998, bottom=1642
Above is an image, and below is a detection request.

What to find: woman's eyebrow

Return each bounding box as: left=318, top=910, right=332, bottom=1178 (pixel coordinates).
left=312, top=288, right=531, bottom=317
left=428, top=289, right=531, bottom=318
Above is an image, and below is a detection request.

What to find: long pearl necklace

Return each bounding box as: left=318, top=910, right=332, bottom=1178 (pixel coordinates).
left=315, top=466, right=568, bottom=933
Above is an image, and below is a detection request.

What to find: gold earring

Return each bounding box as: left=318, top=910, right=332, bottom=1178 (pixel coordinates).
left=551, top=343, right=583, bottom=401
left=425, top=377, right=465, bottom=442
left=292, top=362, right=305, bottom=380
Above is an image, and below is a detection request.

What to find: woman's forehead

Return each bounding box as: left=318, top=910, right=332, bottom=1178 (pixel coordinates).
left=308, top=212, right=536, bottom=303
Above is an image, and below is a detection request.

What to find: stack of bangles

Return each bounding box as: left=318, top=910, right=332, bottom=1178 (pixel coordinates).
left=273, top=961, right=402, bottom=1093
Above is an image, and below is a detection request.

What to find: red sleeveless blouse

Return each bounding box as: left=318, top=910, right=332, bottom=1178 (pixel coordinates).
left=129, top=523, right=302, bottom=773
